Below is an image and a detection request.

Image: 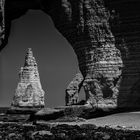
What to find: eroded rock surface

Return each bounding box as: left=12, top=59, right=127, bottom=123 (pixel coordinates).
left=0, top=0, right=140, bottom=109
left=65, top=73, right=84, bottom=106
left=11, top=48, right=45, bottom=108
left=47, top=0, right=123, bottom=109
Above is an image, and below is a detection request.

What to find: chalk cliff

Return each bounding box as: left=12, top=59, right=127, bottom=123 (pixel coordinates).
left=0, top=0, right=140, bottom=109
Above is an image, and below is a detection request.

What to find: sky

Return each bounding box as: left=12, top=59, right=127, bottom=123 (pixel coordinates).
left=0, top=10, right=85, bottom=108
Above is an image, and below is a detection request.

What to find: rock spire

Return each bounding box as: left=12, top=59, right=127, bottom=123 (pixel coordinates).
left=11, top=48, right=45, bottom=108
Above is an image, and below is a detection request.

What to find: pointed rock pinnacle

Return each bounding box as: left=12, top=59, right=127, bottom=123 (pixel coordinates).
left=11, top=48, right=45, bottom=108
left=24, top=48, right=37, bottom=67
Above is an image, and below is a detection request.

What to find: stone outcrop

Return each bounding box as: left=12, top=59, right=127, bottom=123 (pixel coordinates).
left=11, top=48, right=45, bottom=108
left=65, top=73, right=84, bottom=106
left=1, top=122, right=140, bottom=140
left=55, top=0, right=123, bottom=109
left=0, top=0, right=140, bottom=110
left=108, top=0, right=140, bottom=108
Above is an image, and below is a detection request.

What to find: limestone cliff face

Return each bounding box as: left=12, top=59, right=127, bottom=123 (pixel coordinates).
left=105, top=0, right=140, bottom=108
left=0, top=0, right=140, bottom=109
left=54, top=0, right=123, bottom=108
left=12, top=48, right=45, bottom=108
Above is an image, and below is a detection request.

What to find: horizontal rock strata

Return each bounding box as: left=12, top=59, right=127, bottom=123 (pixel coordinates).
left=0, top=0, right=140, bottom=109
left=107, top=0, right=140, bottom=108
left=61, top=0, right=123, bottom=109
left=65, top=73, right=84, bottom=106
left=11, top=48, right=45, bottom=108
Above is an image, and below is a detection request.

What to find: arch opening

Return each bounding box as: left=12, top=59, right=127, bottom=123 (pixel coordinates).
left=0, top=10, right=79, bottom=108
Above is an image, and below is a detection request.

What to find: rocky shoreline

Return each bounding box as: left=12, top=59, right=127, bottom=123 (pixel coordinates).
left=1, top=107, right=140, bottom=140
left=0, top=105, right=139, bottom=139
left=0, top=121, right=139, bottom=140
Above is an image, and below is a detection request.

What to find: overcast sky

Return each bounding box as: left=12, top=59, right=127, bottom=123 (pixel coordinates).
left=0, top=10, right=85, bottom=108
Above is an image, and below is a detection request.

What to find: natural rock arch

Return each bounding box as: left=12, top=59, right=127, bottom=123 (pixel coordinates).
left=0, top=0, right=140, bottom=110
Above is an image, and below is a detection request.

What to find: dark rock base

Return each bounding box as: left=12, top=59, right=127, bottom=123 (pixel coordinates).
left=0, top=122, right=140, bottom=140
left=6, top=107, right=43, bottom=114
